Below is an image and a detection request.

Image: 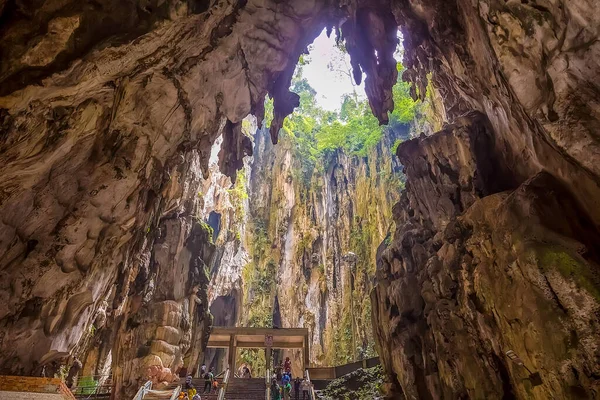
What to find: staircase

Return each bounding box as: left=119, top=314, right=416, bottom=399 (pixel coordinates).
left=183, top=377, right=221, bottom=399
left=132, top=376, right=227, bottom=400
left=225, top=378, right=265, bottom=400
left=143, top=388, right=179, bottom=400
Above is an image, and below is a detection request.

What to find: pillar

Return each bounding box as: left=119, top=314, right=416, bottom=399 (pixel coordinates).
left=303, top=335, right=310, bottom=372
left=227, top=335, right=237, bottom=373
left=266, top=346, right=272, bottom=374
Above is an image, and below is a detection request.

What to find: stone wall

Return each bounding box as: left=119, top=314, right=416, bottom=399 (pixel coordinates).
left=372, top=0, right=600, bottom=397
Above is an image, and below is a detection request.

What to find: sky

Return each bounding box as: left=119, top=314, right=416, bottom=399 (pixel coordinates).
left=301, top=30, right=367, bottom=111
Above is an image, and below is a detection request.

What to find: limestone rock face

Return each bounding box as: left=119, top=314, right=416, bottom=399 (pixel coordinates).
left=0, top=0, right=357, bottom=397
left=0, top=0, right=598, bottom=398
left=372, top=0, right=600, bottom=397
left=238, top=124, right=406, bottom=371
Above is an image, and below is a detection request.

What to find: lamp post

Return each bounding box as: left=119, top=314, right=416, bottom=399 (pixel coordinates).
left=505, top=350, right=543, bottom=386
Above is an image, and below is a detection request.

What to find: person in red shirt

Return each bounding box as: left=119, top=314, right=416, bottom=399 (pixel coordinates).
left=283, top=357, right=291, bottom=373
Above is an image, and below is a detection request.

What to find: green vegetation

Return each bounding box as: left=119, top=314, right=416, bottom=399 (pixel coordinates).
left=228, top=169, right=248, bottom=228
left=194, top=217, right=215, bottom=244
left=240, top=54, right=423, bottom=371
left=274, top=62, right=420, bottom=184
left=390, top=62, right=419, bottom=126
left=391, top=138, right=402, bottom=154
left=238, top=349, right=266, bottom=376
left=317, top=365, right=384, bottom=400
left=539, top=248, right=600, bottom=301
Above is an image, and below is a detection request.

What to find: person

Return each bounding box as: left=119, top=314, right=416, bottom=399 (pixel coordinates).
left=212, top=379, right=219, bottom=391
left=185, top=374, right=193, bottom=389
left=275, top=363, right=283, bottom=383
left=282, top=371, right=290, bottom=386
left=300, top=378, right=311, bottom=400
left=243, top=366, right=252, bottom=378
left=187, top=386, right=197, bottom=399
left=270, top=379, right=281, bottom=400
left=294, top=377, right=301, bottom=400
left=200, top=364, right=207, bottom=377
left=192, top=393, right=201, bottom=400
left=283, top=379, right=292, bottom=400
left=203, top=367, right=214, bottom=393
left=283, top=357, right=291, bottom=373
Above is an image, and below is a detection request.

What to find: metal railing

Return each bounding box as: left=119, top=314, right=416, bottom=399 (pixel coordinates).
left=169, top=386, right=181, bottom=400
left=132, top=381, right=152, bottom=400
left=72, top=374, right=113, bottom=398
left=265, top=368, right=271, bottom=400
left=305, top=369, right=316, bottom=400
left=217, top=368, right=230, bottom=400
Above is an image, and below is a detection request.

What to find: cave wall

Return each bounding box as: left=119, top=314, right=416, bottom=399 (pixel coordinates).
left=0, top=0, right=337, bottom=397
left=0, top=0, right=598, bottom=398
left=238, top=123, right=406, bottom=371
left=372, top=0, right=600, bottom=398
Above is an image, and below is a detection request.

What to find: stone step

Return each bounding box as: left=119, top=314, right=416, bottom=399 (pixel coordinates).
left=144, top=389, right=178, bottom=400
left=223, top=378, right=265, bottom=400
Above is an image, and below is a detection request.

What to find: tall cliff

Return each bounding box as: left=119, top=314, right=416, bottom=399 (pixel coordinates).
left=201, top=113, right=416, bottom=374
left=372, top=0, right=600, bottom=398
left=0, top=0, right=598, bottom=399
left=245, top=123, right=404, bottom=368
left=0, top=1, right=341, bottom=397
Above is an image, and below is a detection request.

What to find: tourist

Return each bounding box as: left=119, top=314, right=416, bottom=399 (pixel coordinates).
left=275, top=363, right=283, bottom=383
left=203, top=367, right=214, bottom=393
left=243, top=366, right=252, bottom=378
left=283, top=379, right=292, bottom=400
left=192, top=393, right=201, bottom=400
left=283, top=357, right=291, bottom=373
left=271, top=379, right=281, bottom=400
left=282, top=371, right=291, bottom=386
left=294, top=377, right=301, bottom=400
left=200, top=364, right=207, bottom=376
left=185, top=374, right=193, bottom=389
left=187, top=386, right=197, bottom=399
left=300, top=378, right=311, bottom=400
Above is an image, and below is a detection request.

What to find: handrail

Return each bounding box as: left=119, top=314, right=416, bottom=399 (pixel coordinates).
left=169, top=386, right=181, bottom=400
left=265, top=368, right=270, bottom=400
left=217, top=368, right=230, bottom=400
left=131, top=380, right=152, bottom=400
left=305, top=369, right=316, bottom=400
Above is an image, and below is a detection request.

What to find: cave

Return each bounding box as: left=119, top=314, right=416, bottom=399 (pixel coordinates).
left=211, top=293, right=239, bottom=327
left=0, top=0, right=599, bottom=399
left=203, top=292, right=240, bottom=373
left=207, top=211, right=222, bottom=242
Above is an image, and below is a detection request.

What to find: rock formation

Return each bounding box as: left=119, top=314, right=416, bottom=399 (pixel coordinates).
left=0, top=1, right=344, bottom=397
left=244, top=122, right=406, bottom=370
left=372, top=0, right=600, bottom=398
left=197, top=111, right=413, bottom=375
left=0, top=0, right=598, bottom=399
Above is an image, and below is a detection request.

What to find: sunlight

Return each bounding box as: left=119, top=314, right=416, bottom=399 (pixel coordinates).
left=301, top=30, right=367, bottom=111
